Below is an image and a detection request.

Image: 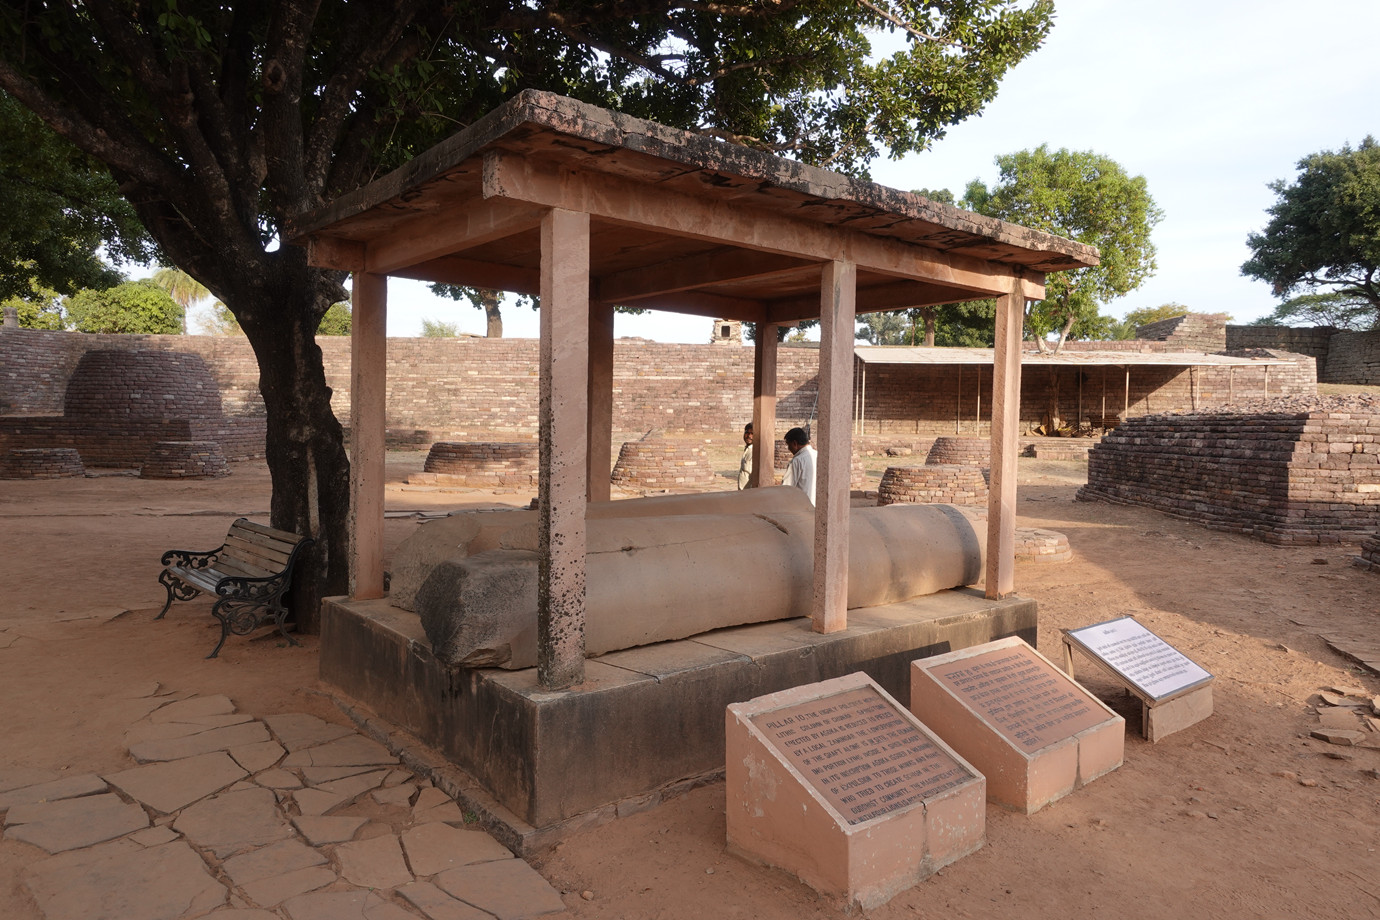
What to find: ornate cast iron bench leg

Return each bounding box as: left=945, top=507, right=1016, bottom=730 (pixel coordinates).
left=156, top=569, right=202, bottom=619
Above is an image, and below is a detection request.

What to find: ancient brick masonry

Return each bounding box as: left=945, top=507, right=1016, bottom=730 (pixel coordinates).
left=1079, top=397, right=1380, bottom=545
left=0, top=447, right=85, bottom=479
left=877, top=465, right=989, bottom=506
left=610, top=435, right=718, bottom=490
left=139, top=441, right=230, bottom=479
left=1354, top=533, right=1380, bottom=573
left=925, top=437, right=989, bottom=466
left=411, top=441, right=539, bottom=488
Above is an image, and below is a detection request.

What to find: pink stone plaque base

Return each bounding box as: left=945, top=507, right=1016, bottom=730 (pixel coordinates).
left=911, top=636, right=1124, bottom=814
left=726, top=672, right=985, bottom=911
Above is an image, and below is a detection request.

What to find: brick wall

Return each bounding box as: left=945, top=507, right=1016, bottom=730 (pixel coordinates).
left=1318, top=331, right=1380, bottom=385
left=0, top=328, right=1317, bottom=443
left=1134, top=313, right=1229, bottom=351
left=1227, top=325, right=1336, bottom=378
left=1079, top=405, right=1380, bottom=544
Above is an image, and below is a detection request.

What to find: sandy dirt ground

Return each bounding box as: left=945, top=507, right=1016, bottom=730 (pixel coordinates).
left=2, top=447, right=1379, bottom=920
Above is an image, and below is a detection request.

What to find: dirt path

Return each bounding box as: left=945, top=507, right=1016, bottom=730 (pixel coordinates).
left=3, top=455, right=1379, bottom=919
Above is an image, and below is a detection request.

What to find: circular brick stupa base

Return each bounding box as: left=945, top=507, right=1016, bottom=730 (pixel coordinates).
left=415, top=441, right=538, bottom=488
left=140, top=441, right=230, bottom=479
left=925, top=437, right=990, bottom=466
left=1, top=448, right=86, bottom=479
left=611, top=437, right=717, bottom=490
left=877, top=465, right=989, bottom=506
left=1354, top=533, right=1380, bottom=574
left=1015, top=528, right=1072, bottom=564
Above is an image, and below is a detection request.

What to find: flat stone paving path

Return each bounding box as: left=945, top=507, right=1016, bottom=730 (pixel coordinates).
left=1, top=690, right=569, bottom=920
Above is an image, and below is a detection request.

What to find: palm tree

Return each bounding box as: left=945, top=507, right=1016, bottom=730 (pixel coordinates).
left=150, top=265, right=210, bottom=333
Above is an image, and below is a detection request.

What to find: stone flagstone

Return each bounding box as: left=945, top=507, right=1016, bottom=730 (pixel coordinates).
left=105, top=751, right=247, bottom=814
left=0, top=766, right=59, bottom=794
left=316, top=768, right=390, bottom=799
left=402, top=823, right=514, bottom=877
left=255, top=768, right=301, bottom=789
left=223, top=839, right=326, bottom=886
left=201, top=911, right=280, bottom=919
left=151, top=694, right=236, bottom=723
left=24, top=838, right=226, bottom=920
left=239, top=865, right=336, bottom=907
left=435, top=859, right=566, bottom=920
left=373, top=783, right=416, bottom=807
left=336, top=834, right=414, bottom=889
left=4, top=795, right=148, bottom=854
left=291, top=814, right=369, bottom=846
left=280, top=734, right=398, bottom=769
left=124, top=713, right=255, bottom=747
left=0, top=773, right=107, bottom=810
left=263, top=713, right=356, bottom=752
left=231, top=740, right=286, bottom=774
left=293, top=787, right=348, bottom=816
left=282, top=889, right=417, bottom=920
left=129, top=825, right=179, bottom=847
left=300, top=765, right=376, bottom=784
left=398, top=880, right=493, bottom=920
left=128, top=721, right=271, bottom=763
left=174, top=786, right=291, bottom=858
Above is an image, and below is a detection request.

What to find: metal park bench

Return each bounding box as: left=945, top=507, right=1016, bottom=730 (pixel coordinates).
left=156, top=518, right=314, bottom=658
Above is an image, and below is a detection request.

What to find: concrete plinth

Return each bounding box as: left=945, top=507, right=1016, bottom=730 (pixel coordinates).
left=319, top=588, right=1036, bottom=848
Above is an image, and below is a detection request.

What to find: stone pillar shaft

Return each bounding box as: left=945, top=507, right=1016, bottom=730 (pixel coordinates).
left=986, top=285, right=1023, bottom=598
left=587, top=302, right=615, bottom=502
left=813, top=260, right=855, bottom=633
left=751, top=324, right=779, bottom=488
left=349, top=271, right=388, bottom=599
left=538, top=208, right=591, bottom=689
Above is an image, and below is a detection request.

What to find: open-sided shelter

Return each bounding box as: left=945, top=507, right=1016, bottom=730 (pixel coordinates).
left=286, top=89, right=1096, bottom=691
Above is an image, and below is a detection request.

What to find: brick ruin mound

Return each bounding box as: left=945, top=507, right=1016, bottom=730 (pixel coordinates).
left=0, top=349, right=264, bottom=469
left=1079, top=395, right=1380, bottom=545
left=611, top=432, right=718, bottom=490
left=410, top=441, right=539, bottom=489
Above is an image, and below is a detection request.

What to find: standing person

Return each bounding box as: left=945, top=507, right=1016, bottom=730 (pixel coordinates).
left=737, top=422, right=754, bottom=490
left=782, top=427, right=817, bottom=506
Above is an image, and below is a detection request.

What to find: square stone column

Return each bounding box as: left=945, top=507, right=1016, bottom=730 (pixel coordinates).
left=538, top=208, right=591, bottom=689
left=813, top=261, right=856, bottom=633
left=751, top=324, right=779, bottom=488
left=986, top=285, right=1024, bottom=599
left=349, top=271, right=387, bottom=599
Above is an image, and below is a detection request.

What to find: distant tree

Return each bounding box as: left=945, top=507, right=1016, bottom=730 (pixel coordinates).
left=1242, top=137, right=1380, bottom=317
left=421, top=319, right=461, bottom=338
left=1123, top=303, right=1190, bottom=330
left=964, top=146, right=1163, bottom=354
left=150, top=265, right=212, bottom=334
left=912, top=187, right=956, bottom=205
left=0, top=92, right=154, bottom=301
left=197, top=302, right=241, bottom=336
left=855, top=311, right=910, bottom=345
left=1249, top=292, right=1377, bottom=331
left=430, top=286, right=531, bottom=339
left=64, top=280, right=181, bottom=334
left=2, top=282, right=65, bottom=329
left=316, top=302, right=351, bottom=336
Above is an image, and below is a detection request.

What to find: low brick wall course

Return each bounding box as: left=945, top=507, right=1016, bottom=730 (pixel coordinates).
left=1, top=447, right=85, bottom=479
left=877, top=465, right=989, bottom=506
left=140, top=441, right=230, bottom=479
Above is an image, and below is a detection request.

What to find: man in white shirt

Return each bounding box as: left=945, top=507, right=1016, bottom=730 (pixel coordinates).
left=782, top=426, right=816, bottom=506
left=737, top=421, right=753, bottom=490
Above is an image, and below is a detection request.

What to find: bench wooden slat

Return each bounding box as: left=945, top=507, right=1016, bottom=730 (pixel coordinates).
left=226, top=524, right=303, bottom=554
left=223, top=535, right=294, bottom=568
left=231, top=519, right=309, bottom=546
left=214, top=558, right=276, bottom=579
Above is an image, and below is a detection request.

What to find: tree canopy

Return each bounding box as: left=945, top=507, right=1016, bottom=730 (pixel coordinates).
left=964, top=146, right=1162, bottom=353
left=64, top=279, right=182, bottom=334
left=0, top=0, right=1057, bottom=619
left=1242, top=137, right=1380, bottom=315
left=1249, top=292, right=1377, bottom=331
left=0, top=92, right=154, bottom=300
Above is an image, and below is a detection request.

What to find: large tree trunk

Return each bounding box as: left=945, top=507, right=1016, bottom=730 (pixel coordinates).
left=922, top=308, right=936, bottom=347
left=481, top=289, right=503, bottom=338
left=224, top=249, right=351, bottom=633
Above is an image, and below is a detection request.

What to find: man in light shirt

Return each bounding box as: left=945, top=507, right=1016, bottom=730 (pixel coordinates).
left=782, top=426, right=816, bottom=506
left=737, top=422, right=753, bottom=490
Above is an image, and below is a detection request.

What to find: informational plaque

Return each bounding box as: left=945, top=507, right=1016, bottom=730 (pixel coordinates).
left=1065, top=616, right=1212, bottom=702
left=926, top=645, right=1110, bottom=752
left=751, top=686, right=973, bottom=825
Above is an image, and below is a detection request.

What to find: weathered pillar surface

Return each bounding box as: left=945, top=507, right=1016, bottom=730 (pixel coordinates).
left=751, top=323, right=779, bottom=488
left=538, top=208, right=591, bottom=689
left=587, top=301, right=615, bottom=502
left=349, top=271, right=387, bottom=599
left=813, top=260, right=856, bottom=633
left=986, top=284, right=1023, bottom=598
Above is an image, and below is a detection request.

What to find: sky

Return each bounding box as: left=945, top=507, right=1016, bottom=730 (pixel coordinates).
left=369, top=0, right=1380, bottom=342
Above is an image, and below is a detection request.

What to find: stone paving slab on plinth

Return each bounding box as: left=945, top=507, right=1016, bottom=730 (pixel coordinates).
left=173, top=786, right=293, bottom=858
left=4, top=793, right=149, bottom=853
left=434, top=859, right=567, bottom=920
left=104, top=751, right=247, bottom=814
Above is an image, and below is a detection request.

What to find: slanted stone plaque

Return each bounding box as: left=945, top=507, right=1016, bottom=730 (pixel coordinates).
left=1062, top=616, right=1214, bottom=742
left=726, top=672, right=985, bottom=911
left=911, top=637, right=1124, bottom=814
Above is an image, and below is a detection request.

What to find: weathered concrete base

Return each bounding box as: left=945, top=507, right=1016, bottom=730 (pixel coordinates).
left=320, top=588, right=1036, bottom=839
left=1144, top=685, right=1214, bottom=742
